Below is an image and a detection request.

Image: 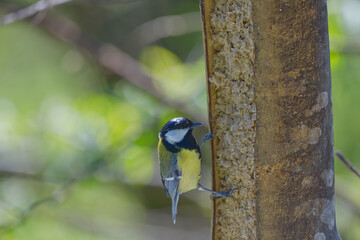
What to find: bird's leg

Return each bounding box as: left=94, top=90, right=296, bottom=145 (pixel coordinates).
left=199, top=132, right=216, bottom=148
left=197, top=183, right=235, bottom=199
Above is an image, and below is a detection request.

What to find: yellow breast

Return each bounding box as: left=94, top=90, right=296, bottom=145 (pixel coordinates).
left=177, top=149, right=201, bottom=193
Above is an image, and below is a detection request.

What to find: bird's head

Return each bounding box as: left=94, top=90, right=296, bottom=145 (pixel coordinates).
left=159, top=117, right=202, bottom=145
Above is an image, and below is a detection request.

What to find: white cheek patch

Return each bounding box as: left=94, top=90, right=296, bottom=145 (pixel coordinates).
left=165, top=128, right=189, bottom=144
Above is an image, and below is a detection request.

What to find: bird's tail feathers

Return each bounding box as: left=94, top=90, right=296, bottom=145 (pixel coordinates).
left=164, top=179, right=180, bottom=224
left=172, top=191, right=180, bottom=224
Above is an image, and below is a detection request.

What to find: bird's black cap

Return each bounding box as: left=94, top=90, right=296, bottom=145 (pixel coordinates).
left=159, top=117, right=201, bottom=137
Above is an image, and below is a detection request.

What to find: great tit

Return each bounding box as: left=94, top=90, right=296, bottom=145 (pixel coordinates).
left=158, top=117, right=234, bottom=224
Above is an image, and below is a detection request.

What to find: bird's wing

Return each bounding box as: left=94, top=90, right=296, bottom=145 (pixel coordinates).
left=158, top=139, right=182, bottom=223
left=158, top=140, right=182, bottom=196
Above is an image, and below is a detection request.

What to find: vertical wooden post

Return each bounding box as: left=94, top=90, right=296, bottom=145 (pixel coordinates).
left=201, top=0, right=342, bottom=239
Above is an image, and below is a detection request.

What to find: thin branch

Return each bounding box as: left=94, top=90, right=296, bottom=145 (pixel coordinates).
left=0, top=159, right=102, bottom=233
left=0, top=122, right=157, bottom=232
left=38, top=14, right=207, bottom=124
left=330, top=36, right=360, bottom=55
left=335, top=151, right=360, bottom=179
left=0, top=168, right=63, bottom=183
left=0, top=169, right=46, bottom=182
left=0, top=0, right=72, bottom=26
left=127, top=12, right=201, bottom=47
left=60, top=210, right=209, bottom=240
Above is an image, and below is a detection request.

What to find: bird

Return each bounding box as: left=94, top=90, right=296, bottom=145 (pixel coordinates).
left=157, top=117, right=234, bottom=224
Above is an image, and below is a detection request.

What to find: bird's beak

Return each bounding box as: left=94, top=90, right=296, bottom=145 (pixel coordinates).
left=191, top=122, right=202, bottom=128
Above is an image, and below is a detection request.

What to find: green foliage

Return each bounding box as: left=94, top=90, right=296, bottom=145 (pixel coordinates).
left=0, top=0, right=359, bottom=239
left=140, top=45, right=205, bottom=102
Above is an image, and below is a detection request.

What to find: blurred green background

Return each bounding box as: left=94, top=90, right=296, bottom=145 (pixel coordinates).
left=0, top=0, right=359, bottom=239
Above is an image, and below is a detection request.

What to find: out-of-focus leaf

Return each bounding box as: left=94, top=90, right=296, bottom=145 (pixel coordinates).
left=121, top=146, right=154, bottom=184
left=140, top=46, right=205, bottom=101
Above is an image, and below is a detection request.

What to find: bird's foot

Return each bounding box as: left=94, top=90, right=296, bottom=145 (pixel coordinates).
left=200, top=132, right=216, bottom=148
left=210, top=188, right=236, bottom=200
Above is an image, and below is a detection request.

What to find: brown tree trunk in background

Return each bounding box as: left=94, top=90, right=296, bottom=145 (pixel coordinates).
left=201, top=0, right=342, bottom=239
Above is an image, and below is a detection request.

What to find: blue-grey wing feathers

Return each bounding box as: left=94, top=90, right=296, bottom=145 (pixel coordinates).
left=158, top=140, right=183, bottom=224
left=161, top=155, right=182, bottom=224
left=163, top=177, right=180, bottom=224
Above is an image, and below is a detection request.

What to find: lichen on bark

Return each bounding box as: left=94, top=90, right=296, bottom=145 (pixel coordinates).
left=203, top=0, right=256, bottom=239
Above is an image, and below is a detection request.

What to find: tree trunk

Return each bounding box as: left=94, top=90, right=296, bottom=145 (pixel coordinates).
left=201, top=0, right=341, bottom=239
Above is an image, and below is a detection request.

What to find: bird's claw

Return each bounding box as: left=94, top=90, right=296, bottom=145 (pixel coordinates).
left=209, top=188, right=236, bottom=200
left=200, top=132, right=216, bottom=148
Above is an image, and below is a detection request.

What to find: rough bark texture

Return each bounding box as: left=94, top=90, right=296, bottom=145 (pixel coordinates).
left=201, top=0, right=341, bottom=239
left=202, top=0, right=256, bottom=239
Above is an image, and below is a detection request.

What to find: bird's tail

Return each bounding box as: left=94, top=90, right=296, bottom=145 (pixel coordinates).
left=171, top=192, right=180, bottom=224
